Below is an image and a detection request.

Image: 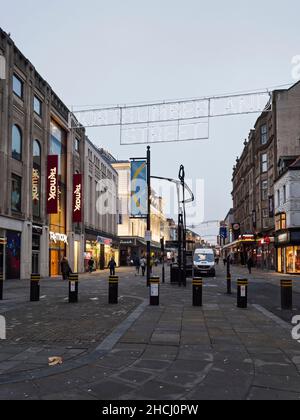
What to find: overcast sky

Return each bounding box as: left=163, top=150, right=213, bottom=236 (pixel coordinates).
left=1, top=0, right=299, bottom=239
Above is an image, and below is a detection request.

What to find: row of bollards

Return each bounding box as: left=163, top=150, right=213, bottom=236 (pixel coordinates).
left=0, top=272, right=295, bottom=311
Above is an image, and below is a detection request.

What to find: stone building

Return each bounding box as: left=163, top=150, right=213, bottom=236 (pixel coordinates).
left=0, top=28, right=85, bottom=279
left=84, top=139, right=119, bottom=271
left=231, top=81, right=300, bottom=269
left=274, top=157, right=300, bottom=274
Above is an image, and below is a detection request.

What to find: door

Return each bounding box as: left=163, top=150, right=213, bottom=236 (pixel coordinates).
left=50, top=250, right=60, bottom=276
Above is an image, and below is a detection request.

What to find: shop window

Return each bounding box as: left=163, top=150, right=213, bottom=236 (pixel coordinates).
left=11, top=174, right=22, bottom=213
left=275, top=213, right=286, bottom=231
left=287, top=246, right=300, bottom=274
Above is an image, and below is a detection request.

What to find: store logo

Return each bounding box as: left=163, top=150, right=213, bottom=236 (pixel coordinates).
left=48, top=168, right=57, bottom=201
left=0, top=316, right=6, bottom=340
left=49, top=232, right=68, bottom=245
left=32, top=169, right=40, bottom=202
left=74, top=184, right=81, bottom=212
left=292, top=316, right=300, bottom=343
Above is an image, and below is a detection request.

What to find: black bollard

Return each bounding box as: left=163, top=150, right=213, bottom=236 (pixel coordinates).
left=150, top=276, right=160, bottom=306
left=281, top=279, right=293, bottom=310
left=69, top=273, right=79, bottom=303
left=227, top=273, right=232, bottom=295
left=193, top=277, right=203, bottom=307
left=237, top=279, right=248, bottom=309
left=0, top=273, right=3, bottom=300
left=109, top=276, right=119, bottom=304
left=30, top=274, right=40, bottom=302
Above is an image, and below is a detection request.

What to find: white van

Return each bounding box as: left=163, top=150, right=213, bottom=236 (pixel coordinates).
left=193, top=248, right=216, bottom=277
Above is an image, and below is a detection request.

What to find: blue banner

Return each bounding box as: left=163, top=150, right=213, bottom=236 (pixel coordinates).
left=131, top=161, right=148, bottom=217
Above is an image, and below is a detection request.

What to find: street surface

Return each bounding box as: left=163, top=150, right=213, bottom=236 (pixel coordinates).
left=0, top=265, right=300, bottom=400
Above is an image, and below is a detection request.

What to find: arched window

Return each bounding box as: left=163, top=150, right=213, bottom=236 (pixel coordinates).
left=12, top=125, right=22, bottom=161
left=32, top=140, right=41, bottom=218
left=33, top=140, right=41, bottom=166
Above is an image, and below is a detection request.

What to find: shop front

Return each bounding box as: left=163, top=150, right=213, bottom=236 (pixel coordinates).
left=119, top=238, right=147, bottom=266
left=49, top=231, right=68, bottom=277
left=0, top=232, right=6, bottom=277
left=84, top=232, right=119, bottom=271
left=5, top=230, right=21, bottom=280
left=275, top=230, right=300, bottom=274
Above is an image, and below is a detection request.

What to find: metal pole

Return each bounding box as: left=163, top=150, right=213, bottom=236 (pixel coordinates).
left=147, top=146, right=151, bottom=287
left=161, top=237, right=165, bottom=284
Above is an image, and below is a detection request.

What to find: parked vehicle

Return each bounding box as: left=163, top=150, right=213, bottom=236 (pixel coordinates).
left=193, top=248, right=216, bottom=277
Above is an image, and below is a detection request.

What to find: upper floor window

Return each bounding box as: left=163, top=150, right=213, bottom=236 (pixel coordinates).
left=283, top=185, right=287, bottom=203
left=261, top=180, right=268, bottom=201
left=13, top=74, right=23, bottom=99
left=12, top=125, right=22, bottom=161
left=74, top=138, right=80, bottom=153
left=261, top=153, right=268, bottom=173
left=277, top=189, right=280, bottom=207
left=33, top=96, right=42, bottom=116
left=11, top=174, right=22, bottom=213
left=260, top=124, right=268, bottom=145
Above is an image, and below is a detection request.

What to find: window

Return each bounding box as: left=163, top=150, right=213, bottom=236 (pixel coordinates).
left=283, top=185, right=287, bottom=203
left=277, top=189, right=280, bottom=207
left=12, top=125, right=22, bottom=161
left=74, top=138, right=80, bottom=153
left=261, top=180, right=268, bottom=201
left=260, top=124, right=268, bottom=145
left=11, top=174, right=22, bottom=213
left=275, top=213, right=287, bottom=231
left=13, top=74, right=23, bottom=99
left=262, top=209, right=269, bottom=219
left=32, top=140, right=41, bottom=218
left=33, top=96, right=42, bottom=116
left=261, top=153, right=268, bottom=173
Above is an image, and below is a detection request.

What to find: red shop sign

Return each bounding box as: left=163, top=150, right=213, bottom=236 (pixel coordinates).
left=47, top=155, right=58, bottom=214
left=73, top=174, right=82, bottom=223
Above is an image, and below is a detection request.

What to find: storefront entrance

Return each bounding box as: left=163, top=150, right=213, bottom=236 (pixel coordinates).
left=50, top=250, right=65, bottom=277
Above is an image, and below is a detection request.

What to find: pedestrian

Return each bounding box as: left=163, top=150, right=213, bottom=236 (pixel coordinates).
left=215, top=257, right=220, bottom=265
left=223, top=257, right=227, bottom=266
left=247, top=256, right=253, bottom=274
left=126, top=255, right=130, bottom=267
left=108, top=257, right=117, bottom=276
left=88, top=257, right=94, bottom=273
left=140, top=257, right=146, bottom=276
left=60, top=256, right=72, bottom=281
left=134, top=255, right=141, bottom=276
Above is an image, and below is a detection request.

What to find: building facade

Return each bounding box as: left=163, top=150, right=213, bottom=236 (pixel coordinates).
left=84, top=140, right=119, bottom=270
left=274, top=157, right=300, bottom=274
left=230, top=81, right=300, bottom=270
left=0, top=28, right=85, bottom=279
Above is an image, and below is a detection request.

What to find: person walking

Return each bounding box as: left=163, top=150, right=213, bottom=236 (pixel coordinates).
left=247, top=255, right=253, bottom=274
left=140, top=257, right=146, bottom=277
left=60, top=256, right=72, bottom=281
left=108, top=257, right=117, bottom=276
left=88, top=257, right=94, bottom=273
left=134, top=255, right=141, bottom=276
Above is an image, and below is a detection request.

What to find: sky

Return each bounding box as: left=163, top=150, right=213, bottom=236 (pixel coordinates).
left=1, top=0, right=300, bottom=240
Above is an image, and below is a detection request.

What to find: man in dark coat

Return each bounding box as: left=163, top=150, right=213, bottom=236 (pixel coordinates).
left=60, top=257, right=71, bottom=280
